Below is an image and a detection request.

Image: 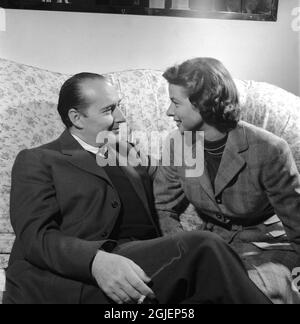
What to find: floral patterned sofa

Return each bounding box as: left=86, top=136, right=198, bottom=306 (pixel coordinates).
left=0, top=58, right=300, bottom=303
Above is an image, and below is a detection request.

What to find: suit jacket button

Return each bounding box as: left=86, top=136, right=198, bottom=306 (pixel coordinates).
left=111, top=201, right=119, bottom=208
left=216, top=198, right=222, bottom=204
left=216, top=214, right=223, bottom=220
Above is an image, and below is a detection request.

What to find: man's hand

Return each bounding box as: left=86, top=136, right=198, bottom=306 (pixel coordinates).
left=92, top=250, right=156, bottom=304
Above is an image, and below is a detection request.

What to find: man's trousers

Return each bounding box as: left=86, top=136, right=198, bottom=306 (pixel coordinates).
left=4, top=231, right=271, bottom=304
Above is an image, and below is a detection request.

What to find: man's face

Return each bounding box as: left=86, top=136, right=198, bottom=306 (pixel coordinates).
left=167, top=84, right=204, bottom=134
left=79, top=79, right=126, bottom=144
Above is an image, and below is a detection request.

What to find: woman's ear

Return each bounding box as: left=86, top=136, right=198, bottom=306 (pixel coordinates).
left=68, top=108, right=84, bottom=129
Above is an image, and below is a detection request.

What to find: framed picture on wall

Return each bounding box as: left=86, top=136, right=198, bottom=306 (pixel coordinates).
left=0, top=0, right=279, bottom=21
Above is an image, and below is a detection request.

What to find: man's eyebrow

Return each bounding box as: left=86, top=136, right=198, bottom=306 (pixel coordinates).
left=101, top=99, right=123, bottom=110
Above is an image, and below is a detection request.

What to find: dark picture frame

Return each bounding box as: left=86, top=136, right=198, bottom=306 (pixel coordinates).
left=0, top=0, right=279, bottom=21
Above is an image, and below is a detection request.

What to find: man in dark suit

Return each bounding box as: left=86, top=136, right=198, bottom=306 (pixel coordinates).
left=3, top=73, right=270, bottom=304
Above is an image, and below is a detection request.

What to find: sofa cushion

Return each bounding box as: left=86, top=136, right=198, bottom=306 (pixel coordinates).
left=0, top=59, right=68, bottom=224
left=240, top=80, right=300, bottom=170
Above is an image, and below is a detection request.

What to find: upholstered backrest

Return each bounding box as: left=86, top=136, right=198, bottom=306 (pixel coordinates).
left=0, top=59, right=67, bottom=231
left=0, top=59, right=176, bottom=232
left=240, top=81, right=300, bottom=167
left=1, top=58, right=300, bottom=236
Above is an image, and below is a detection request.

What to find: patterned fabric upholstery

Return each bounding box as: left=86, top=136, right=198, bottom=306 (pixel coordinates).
left=240, top=81, right=300, bottom=168
left=0, top=58, right=300, bottom=237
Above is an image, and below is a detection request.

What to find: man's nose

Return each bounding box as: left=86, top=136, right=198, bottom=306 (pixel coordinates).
left=167, top=103, right=175, bottom=117
left=113, top=107, right=126, bottom=124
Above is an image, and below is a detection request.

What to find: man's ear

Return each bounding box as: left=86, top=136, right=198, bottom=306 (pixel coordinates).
left=68, top=108, right=84, bottom=129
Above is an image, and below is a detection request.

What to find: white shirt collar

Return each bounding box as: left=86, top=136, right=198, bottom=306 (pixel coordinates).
left=71, top=133, right=102, bottom=155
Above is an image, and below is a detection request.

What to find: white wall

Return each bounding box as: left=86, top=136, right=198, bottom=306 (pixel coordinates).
left=298, top=3, right=300, bottom=95
left=0, top=0, right=299, bottom=95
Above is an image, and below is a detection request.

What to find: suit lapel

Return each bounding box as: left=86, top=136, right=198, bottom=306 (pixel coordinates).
left=214, top=123, right=249, bottom=197
left=187, top=167, right=216, bottom=202
left=60, top=130, right=114, bottom=187
left=117, top=141, right=153, bottom=217
left=60, top=131, right=152, bottom=216
left=120, top=165, right=152, bottom=217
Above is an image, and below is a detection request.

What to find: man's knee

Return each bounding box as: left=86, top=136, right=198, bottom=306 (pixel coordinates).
left=174, top=230, right=227, bottom=251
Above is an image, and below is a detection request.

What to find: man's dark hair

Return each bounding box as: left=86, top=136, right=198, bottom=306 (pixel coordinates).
left=163, top=58, right=240, bottom=133
left=57, top=73, right=105, bottom=128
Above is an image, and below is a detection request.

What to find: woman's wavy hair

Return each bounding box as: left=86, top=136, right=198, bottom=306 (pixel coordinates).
left=163, top=58, right=241, bottom=133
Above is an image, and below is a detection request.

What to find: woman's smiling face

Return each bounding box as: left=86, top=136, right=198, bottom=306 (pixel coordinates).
left=166, top=84, right=204, bottom=133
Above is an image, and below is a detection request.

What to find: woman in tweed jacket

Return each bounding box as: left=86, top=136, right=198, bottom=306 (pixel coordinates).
left=154, top=57, right=300, bottom=304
